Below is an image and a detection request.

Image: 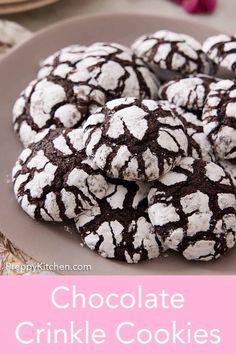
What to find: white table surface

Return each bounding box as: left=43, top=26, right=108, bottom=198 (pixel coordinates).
left=2, top=0, right=236, bottom=34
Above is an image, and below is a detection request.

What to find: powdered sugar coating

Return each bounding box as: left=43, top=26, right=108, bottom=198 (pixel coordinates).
left=218, top=160, right=236, bottom=188
left=148, top=157, right=236, bottom=261
left=68, top=42, right=159, bottom=100
left=132, top=30, right=215, bottom=79
left=0, top=19, right=31, bottom=56
left=38, top=42, right=159, bottom=99
left=14, top=42, right=160, bottom=147
left=171, top=106, right=215, bottom=162
left=159, top=74, right=219, bottom=111
left=203, top=34, right=236, bottom=73
left=38, top=44, right=86, bottom=79
left=13, top=71, right=106, bottom=147
left=83, top=98, right=189, bottom=181
left=75, top=179, right=162, bottom=263
left=12, top=128, right=109, bottom=222
left=202, top=79, right=236, bottom=162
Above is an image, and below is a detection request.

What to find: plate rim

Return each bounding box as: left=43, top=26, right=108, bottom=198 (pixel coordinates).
left=1, top=12, right=224, bottom=64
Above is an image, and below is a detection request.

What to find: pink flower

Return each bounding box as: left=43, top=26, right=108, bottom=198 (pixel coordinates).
left=199, top=0, right=216, bottom=12
left=183, top=0, right=204, bottom=12
left=170, top=0, right=217, bottom=13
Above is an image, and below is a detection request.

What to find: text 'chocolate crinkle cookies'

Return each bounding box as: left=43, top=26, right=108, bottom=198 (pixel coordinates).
left=12, top=128, right=109, bottom=222
left=132, top=30, right=215, bottom=79
left=203, top=34, right=236, bottom=73
left=159, top=74, right=219, bottom=111
left=83, top=97, right=189, bottom=182
left=171, top=106, right=215, bottom=162
left=75, top=179, right=162, bottom=263
left=202, top=79, right=236, bottom=163
left=148, top=157, right=236, bottom=261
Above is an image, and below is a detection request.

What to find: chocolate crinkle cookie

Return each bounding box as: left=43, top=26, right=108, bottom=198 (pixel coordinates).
left=13, top=42, right=159, bottom=147
left=67, top=42, right=160, bottom=100
left=148, top=157, right=236, bottom=261
left=39, top=42, right=160, bottom=99
left=0, top=19, right=31, bottom=56
left=203, top=34, right=236, bottom=73
left=202, top=79, right=236, bottom=163
left=75, top=179, right=162, bottom=263
left=132, top=30, right=215, bottom=80
left=12, top=128, right=109, bottom=222
left=159, top=74, right=219, bottom=111
left=38, top=44, right=87, bottom=79
left=13, top=67, right=106, bottom=147
left=83, top=97, right=189, bottom=182
left=171, top=105, right=215, bottom=162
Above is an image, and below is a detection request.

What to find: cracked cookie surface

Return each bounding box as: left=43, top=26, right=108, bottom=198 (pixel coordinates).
left=68, top=42, right=160, bottom=100
left=132, top=30, right=215, bottom=79
left=12, top=128, right=109, bottom=222
left=203, top=34, right=236, bottom=73
left=75, top=179, right=162, bottom=263
left=38, top=44, right=86, bottom=79
left=218, top=160, right=236, bottom=188
left=171, top=105, right=215, bottom=162
left=159, top=74, right=218, bottom=111
left=148, top=157, right=236, bottom=261
left=202, top=79, right=236, bottom=163
left=83, top=97, right=189, bottom=182
left=13, top=68, right=106, bottom=147
left=14, top=42, right=159, bottom=147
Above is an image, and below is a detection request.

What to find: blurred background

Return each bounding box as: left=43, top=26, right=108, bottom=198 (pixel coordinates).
left=1, top=0, right=236, bottom=33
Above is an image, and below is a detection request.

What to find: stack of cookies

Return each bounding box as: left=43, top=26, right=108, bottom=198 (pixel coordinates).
left=12, top=31, right=236, bottom=264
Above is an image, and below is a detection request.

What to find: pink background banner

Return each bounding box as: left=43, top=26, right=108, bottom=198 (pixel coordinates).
left=0, top=276, right=235, bottom=354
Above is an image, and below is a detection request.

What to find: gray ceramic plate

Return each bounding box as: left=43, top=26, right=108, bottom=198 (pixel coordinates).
left=0, top=13, right=235, bottom=275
